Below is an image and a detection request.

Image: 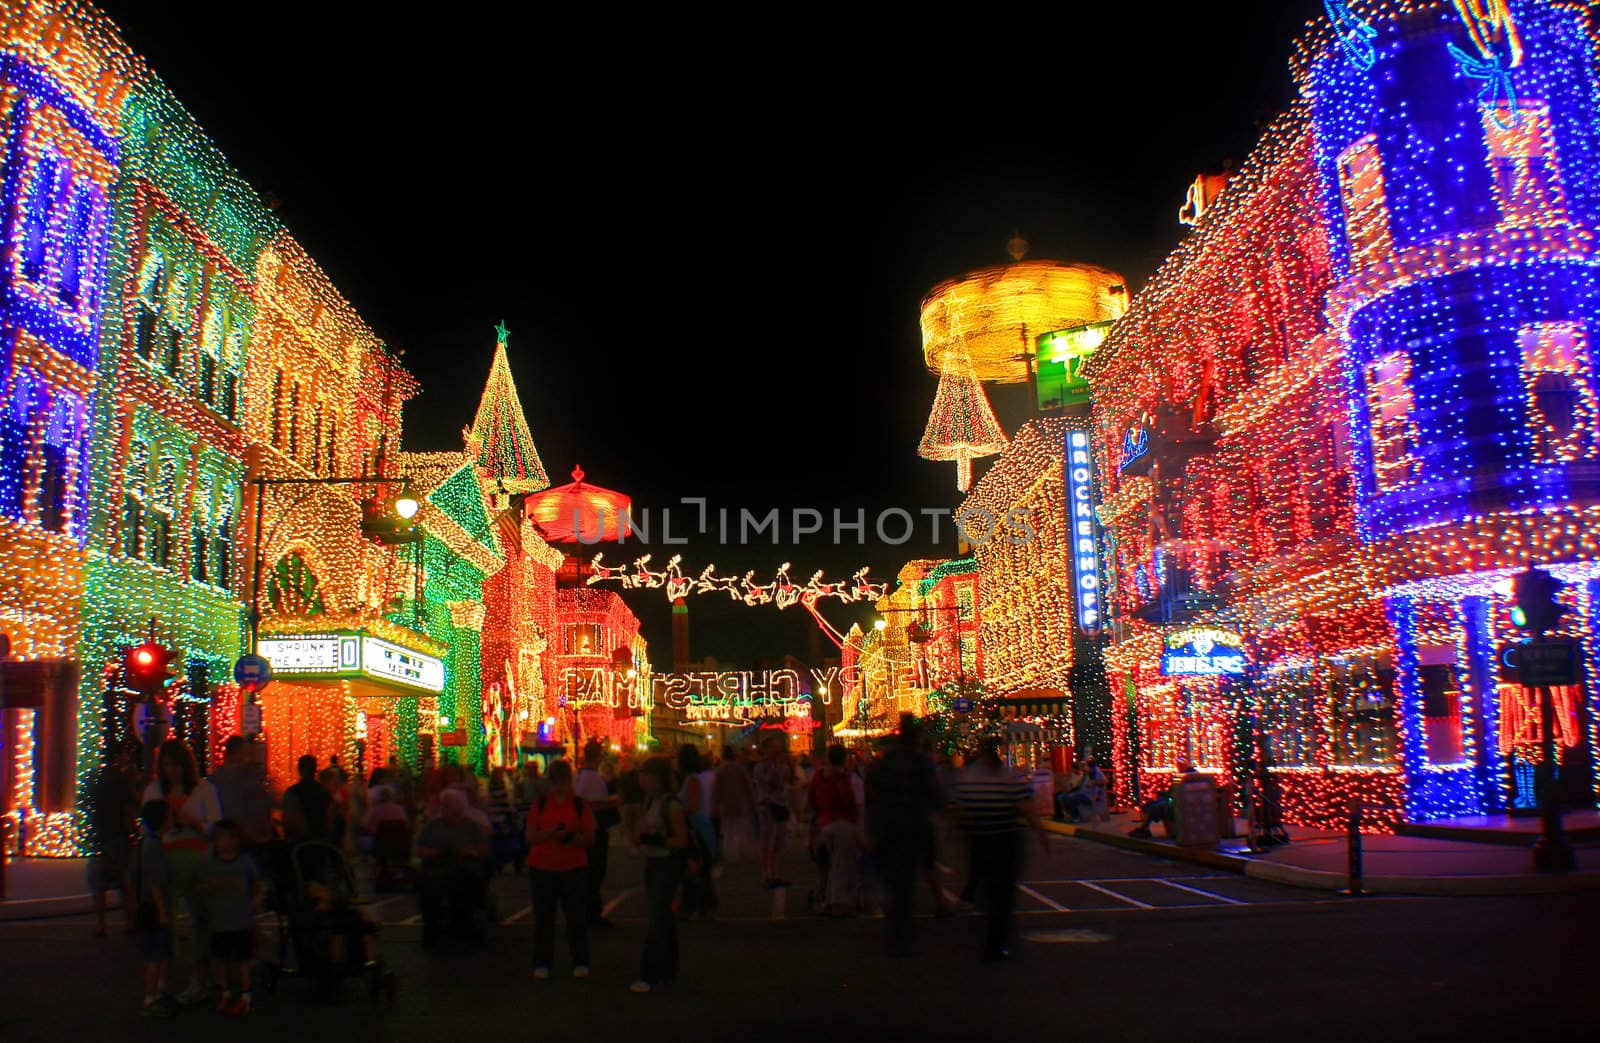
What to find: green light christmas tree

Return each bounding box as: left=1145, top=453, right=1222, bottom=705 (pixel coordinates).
left=467, top=321, right=551, bottom=493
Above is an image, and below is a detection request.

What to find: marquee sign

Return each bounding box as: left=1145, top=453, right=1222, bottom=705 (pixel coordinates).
left=258, top=631, right=445, bottom=694
left=1159, top=627, right=1247, bottom=677
left=1064, top=429, right=1102, bottom=632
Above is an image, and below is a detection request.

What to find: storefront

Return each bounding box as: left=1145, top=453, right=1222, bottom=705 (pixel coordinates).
left=254, top=623, right=445, bottom=787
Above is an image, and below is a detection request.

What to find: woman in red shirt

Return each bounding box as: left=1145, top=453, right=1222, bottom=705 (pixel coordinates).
left=524, top=760, right=595, bottom=979
left=807, top=745, right=860, bottom=917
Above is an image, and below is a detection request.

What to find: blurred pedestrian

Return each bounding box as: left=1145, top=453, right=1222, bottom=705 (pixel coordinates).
left=955, top=739, right=1048, bottom=962
left=677, top=745, right=718, bottom=918
left=524, top=760, right=594, bottom=980
left=87, top=739, right=140, bottom=937
left=866, top=716, right=941, bottom=957
left=712, top=744, right=756, bottom=866
left=630, top=757, right=689, bottom=993
left=142, top=738, right=219, bottom=1004
left=807, top=744, right=860, bottom=916
left=575, top=742, right=621, bottom=928
left=134, top=800, right=177, bottom=1018
left=753, top=736, right=795, bottom=888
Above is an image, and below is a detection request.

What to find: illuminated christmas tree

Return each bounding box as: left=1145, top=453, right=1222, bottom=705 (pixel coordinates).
left=918, top=339, right=1008, bottom=492
left=468, top=321, right=551, bottom=493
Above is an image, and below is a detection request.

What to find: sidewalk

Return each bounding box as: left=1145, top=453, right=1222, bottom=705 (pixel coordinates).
left=1045, top=812, right=1600, bottom=895
left=0, top=857, right=109, bottom=921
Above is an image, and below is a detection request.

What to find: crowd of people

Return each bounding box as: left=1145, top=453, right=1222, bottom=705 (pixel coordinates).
left=82, top=713, right=1065, bottom=1015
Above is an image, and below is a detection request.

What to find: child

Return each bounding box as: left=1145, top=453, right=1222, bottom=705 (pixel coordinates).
left=135, top=800, right=178, bottom=1018
left=200, top=819, right=260, bottom=1015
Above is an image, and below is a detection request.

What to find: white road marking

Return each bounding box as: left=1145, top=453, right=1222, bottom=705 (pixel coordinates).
left=1153, top=878, right=1245, bottom=905
left=1017, top=884, right=1070, bottom=912
left=1076, top=880, right=1153, bottom=909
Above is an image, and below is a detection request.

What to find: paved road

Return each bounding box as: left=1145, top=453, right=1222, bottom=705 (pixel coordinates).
left=1, top=835, right=1593, bottom=1041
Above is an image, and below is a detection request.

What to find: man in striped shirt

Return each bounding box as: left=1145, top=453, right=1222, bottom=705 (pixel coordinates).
left=954, top=739, right=1047, bottom=962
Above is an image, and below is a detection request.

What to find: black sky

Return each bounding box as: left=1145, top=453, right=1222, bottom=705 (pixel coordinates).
left=96, top=1, right=1324, bottom=666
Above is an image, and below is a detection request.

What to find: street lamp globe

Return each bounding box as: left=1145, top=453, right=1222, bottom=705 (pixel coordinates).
left=392, top=493, right=420, bottom=520
left=874, top=619, right=888, bottom=631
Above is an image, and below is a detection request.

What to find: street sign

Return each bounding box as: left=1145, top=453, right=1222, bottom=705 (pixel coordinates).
left=953, top=697, right=973, bottom=714
left=132, top=699, right=173, bottom=744
left=1508, top=638, right=1581, bottom=687
left=241, top=700, right=262, bottom=736
left=233, top=653, right=273, bottom=692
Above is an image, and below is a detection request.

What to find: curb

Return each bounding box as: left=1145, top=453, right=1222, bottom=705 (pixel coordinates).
left=1043, top=820, right=1600, bottom=896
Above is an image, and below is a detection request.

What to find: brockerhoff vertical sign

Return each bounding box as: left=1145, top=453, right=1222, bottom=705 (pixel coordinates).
left=1065, top=429, right=1102, bottom=632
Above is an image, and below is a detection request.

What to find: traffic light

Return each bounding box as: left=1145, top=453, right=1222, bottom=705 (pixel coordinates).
left=1512, top=565, right=1569, bottom=635
left=125, top=641, right=177, bottom=695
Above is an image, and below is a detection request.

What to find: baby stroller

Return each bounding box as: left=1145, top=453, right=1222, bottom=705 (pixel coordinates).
left=260, top=840, right=396, bottom=1003
left=372, top=820, right=416, bottom=892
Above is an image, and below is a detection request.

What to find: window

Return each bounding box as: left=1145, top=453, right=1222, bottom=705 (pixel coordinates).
left=564, top=623, right=603, bottom=655
left=1337, top=135, right=1392, bottom=270
left=270, top=369, right=284, bottom=447
left=190, top=523, right=208, bottom=583
left=1519, top=322, right=1597, bottom=463
left=955, top=581, right=976, bottom=622
left=198, top=353, right=216, bottom=406
left=36, top=443, right=67, bottom=533
left=1365, top=352, right=1421, bottom=492
left=163, top=321, right=180, bottom=377
left=121, top=493, right=142, bottom=557
left=19, top=156, right=58, bottom=283
left=1327, top=656, right=1398, bottom=767
left=326, top=417, right=337, bottom=474
left=311, top=404, right=322, bottom=473
left=288, top=383, right=300, bottom=458
left=56, top=185, right=98, bottom=308
left=212, top=512, right=233, bottom=591
left=1420, top=662, right=1464, bottom=765
left=1483, top=102, right=1566, bottom=226
left=1259, top=669, right=1318, bottom=767
left=222, top=371, right=239, bottom=421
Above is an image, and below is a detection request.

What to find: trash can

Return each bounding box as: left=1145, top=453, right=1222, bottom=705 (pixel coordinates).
left=1175, top=772, right=1220, bottom=849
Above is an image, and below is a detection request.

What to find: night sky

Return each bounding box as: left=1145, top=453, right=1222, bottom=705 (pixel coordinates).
left=97, top=0, right=1325, bottom=666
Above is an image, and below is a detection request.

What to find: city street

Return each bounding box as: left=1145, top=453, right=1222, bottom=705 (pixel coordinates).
left=1, top=836, right=1593, bottom=1042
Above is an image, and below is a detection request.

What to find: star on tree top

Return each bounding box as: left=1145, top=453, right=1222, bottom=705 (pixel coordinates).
left=494, top=320, right=511, bottom=345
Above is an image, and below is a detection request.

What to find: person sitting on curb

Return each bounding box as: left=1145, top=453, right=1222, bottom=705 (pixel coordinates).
left=1128, top=761, right=1198, bottom=838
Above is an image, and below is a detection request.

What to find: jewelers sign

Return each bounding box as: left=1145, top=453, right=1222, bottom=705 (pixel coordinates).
left=1159, top=627, right=1246, bottom=677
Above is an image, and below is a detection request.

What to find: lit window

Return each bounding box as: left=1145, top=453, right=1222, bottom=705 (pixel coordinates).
left=1419, top=663, right=1464, bottom=766
left=1518, top=322, right=1596, bottom=463
left=1365, top=351, right=1420, bottom=492
left=1482, top=102, right=1566, bottom=226
left=1337, top=135, right=1392, bottom=270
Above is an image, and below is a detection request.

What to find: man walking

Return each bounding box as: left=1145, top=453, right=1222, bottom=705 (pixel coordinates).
left=865, top=715, right=942, bottom=957
left=574, top=742, right=621, bottom=928
left=955, top=738, right=1047, bottom=962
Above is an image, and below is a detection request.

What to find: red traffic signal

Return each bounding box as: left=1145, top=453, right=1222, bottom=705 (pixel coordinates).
left=125, top=641, right=177, bottom=695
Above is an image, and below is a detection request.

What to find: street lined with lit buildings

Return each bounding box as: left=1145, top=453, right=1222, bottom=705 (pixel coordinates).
left=4, top=0, right=1600, bottom=1036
